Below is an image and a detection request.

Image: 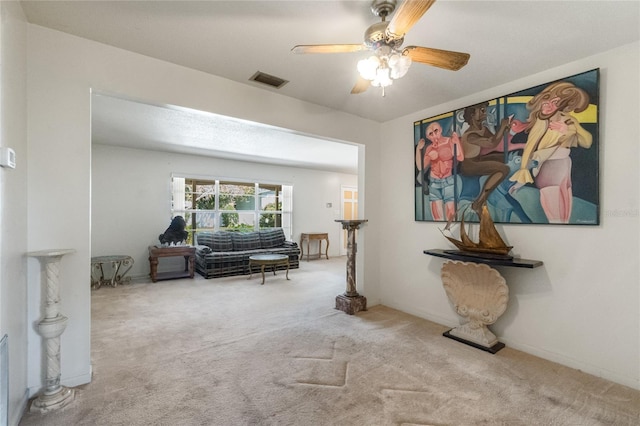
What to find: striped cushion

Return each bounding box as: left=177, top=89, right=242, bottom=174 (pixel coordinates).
left=231, top=232, right=262, bottom=251
left=196, top=232, right=214, bottom=248
left=197, top=232, right=234, bottom=252
left=259, top=228, right=286, bottom=249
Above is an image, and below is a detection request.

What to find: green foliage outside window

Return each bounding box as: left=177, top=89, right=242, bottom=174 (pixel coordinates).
left=196, top=193, right=215, bottom=210
left=173, top=178, right=290, bottom=237
left=259, top=202, right=281, bottom=228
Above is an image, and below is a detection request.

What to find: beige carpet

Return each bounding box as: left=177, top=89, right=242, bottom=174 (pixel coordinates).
left=20, top=256, right=639, bottom=425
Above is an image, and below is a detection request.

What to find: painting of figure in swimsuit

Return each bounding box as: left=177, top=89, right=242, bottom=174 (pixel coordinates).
left=414, top=68, right=599, bottom=225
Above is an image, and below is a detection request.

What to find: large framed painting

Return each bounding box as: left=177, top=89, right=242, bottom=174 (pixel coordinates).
left=414, top=69, right=599, bottom=225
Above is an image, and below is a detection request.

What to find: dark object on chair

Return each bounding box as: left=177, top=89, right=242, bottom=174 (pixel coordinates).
left=159, top=216, right=188, bottom=245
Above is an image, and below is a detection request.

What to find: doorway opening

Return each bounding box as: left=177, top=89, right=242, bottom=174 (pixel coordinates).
left=340, top=185, right=358, bottom=255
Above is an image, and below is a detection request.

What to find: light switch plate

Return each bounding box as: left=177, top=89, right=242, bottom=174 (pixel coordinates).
left=0, top=147, right=16, bottom=169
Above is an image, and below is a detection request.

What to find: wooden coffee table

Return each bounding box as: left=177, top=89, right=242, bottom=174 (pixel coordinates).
left=248, top=254, right=290, bottom=285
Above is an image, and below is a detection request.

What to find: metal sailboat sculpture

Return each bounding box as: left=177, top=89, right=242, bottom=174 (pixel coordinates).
left=441, top=203, right=513, bottom=258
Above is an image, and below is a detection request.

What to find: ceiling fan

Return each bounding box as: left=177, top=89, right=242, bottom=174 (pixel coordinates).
left=292, top=0, right=470, bottom=96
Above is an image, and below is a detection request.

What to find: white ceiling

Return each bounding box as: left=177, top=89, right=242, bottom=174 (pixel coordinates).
left=91, top=93, right=360, bottom=174
left=21, top=0, right=640, bottom=172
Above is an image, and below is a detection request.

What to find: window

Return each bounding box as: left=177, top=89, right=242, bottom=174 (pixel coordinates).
left=172, top=176, right=292, bottom=243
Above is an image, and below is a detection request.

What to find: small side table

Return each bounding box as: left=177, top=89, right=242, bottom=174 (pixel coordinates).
left=91, top=255, right=134, bottom=289
left=248, top=254, right=290, bottom=285
left=300, top=232, right=329, bottom=261
left=148, top=245, right=195, bottom=282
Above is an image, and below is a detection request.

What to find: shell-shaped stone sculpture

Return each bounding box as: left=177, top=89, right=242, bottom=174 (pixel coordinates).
left=441, top=261, right=509, bottom=347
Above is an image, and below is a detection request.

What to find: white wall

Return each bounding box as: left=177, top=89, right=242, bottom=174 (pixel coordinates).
left=27, top=24, right=381, bottom=396
left=0, top=2, right=29, bottom=424
left=379, top=42, right=640, bottom=389
left=24, top=14, right=637, bottom=415
left=91, top=144, right=357, bottom=278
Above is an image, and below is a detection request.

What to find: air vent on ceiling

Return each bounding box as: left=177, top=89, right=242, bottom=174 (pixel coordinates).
left=249, top=71, right=289, bottom=89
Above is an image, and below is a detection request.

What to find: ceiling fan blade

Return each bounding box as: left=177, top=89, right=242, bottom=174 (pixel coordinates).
left=386, top=0, right=436, bottom=40
left=351, top=76, right=371, bottom=94
left=404, top=46, right=470, bottom=71
left=292, top=44, right=367, bottom=54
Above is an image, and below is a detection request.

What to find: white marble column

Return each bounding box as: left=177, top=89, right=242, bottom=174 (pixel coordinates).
left=27, top=249, right=76, bottom=413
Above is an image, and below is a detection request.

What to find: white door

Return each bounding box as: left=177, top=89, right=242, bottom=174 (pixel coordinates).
left=340, top=186, right=358, bottom=255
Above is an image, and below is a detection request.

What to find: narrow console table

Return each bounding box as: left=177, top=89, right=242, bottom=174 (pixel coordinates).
left=148, top=245, right=195, bottom=282
left=300, top=232, right=329, bottom=261
left=424, top=249, right=542, bottom=353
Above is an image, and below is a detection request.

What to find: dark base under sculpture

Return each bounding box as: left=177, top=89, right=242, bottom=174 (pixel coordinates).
left=335, top=294, right=367, bottom=315
left=443, top=329, right=505, bottom=354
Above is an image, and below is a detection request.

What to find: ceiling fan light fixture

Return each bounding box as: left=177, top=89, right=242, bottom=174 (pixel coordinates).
left=388, top=52, right=411, bottom=79
left=357, top=47, right=410, bottom=91
left=292, top=0, right=469, bottom=96
left=371, top=66, right=392, bottom=88
left=357, top=56, right=381, bottom=80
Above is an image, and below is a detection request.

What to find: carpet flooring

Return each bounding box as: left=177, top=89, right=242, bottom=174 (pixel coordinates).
left=20, top=256, right=639, bottom=425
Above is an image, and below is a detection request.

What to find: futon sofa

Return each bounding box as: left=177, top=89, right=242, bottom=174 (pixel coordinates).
left=194, top=228, right=300, bottom=279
